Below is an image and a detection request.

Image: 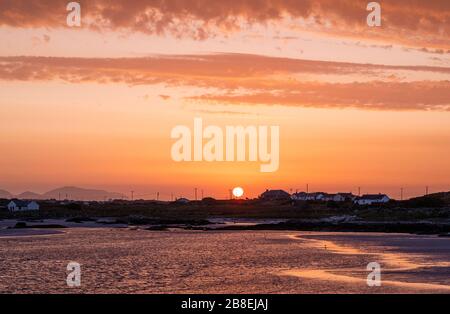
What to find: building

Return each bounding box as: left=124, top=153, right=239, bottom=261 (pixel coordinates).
left=321, top=193, right=338, bottom=201
left=7, top=200, right=40, bottom=212
left=291, top=192, right=306, bottom=201
left=260, top=189, right=291, bottom=201
left=175, top=197, right=190, bottom=204
left=337, top=193, right=356, bottom=202
left=326, top=193, right=357, bottom=202
left=291, top=192, right=325, bottom=201
left=292, top=192, right=356, bottom=202
left=354, top=194, right=390, bottom=205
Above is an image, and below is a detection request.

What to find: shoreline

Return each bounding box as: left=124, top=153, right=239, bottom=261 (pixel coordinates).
left=279, top=233, right=450, bottom=293
left=1, top=216, right=450, bottom=236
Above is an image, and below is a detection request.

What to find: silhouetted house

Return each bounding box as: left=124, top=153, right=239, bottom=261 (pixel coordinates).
left=175, top=197, right=190, bottom=204
left=7, top=200, right=40, bottom=212
left=260, top=189, right=291, bottom=201
left=354, top=194, right=390, bottom=205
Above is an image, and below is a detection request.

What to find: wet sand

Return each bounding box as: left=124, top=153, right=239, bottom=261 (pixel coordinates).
left=0, top=228, right=449, bottom=293
left=281, top=233, right=450, bottom=292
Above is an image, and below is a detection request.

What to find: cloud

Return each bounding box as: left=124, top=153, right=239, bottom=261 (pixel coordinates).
left=1, top=53, right=449, bottom=82
left=159, top=94, right=170, bottom=100
left=189, top=81, right=450, bottom=111
left=0, top=54, right=449, bottom=111
left=0, top=0, right=449, bottom=48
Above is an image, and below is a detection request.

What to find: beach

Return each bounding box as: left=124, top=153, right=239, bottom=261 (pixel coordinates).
left=0, top=227, right=449, bottom=294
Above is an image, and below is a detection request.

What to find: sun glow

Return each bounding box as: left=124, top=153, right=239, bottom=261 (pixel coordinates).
left=232, top=187, right=244, bottom=198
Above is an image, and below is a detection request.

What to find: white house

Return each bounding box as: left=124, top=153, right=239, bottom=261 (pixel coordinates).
left=337, top=193, right=356, bottom=202
left=7, top=200, right=40, bottom=212
left=291, top=192, right=307, bottom=201
left=354, top=194, right=390, bottom=205
left=292, top=192, right=356, bottom=202
left=321, top=193, right=337, bottom=201
left=291, top=192, right=325, bottom=201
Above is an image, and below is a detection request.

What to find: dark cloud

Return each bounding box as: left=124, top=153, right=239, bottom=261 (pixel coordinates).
left=0, top=0, right=449, bottom=48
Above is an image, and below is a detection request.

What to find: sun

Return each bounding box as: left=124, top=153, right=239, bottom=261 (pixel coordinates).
left=232, top=187, right=244, bottom=198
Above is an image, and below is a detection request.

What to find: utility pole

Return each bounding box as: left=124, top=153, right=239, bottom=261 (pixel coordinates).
left=400, top=188, right=403, bottom=201
left=201, top=189, right=204, bottom=200
left=130, top=190, right=134, bottom=201
left=194, top=188, right=198, bottom=201
left=306, top=184, right=309, bottom=193
left=171, top=193, right=174, bottom=202
left=358, top=187, right=361, bottom=196
left=156, top=192, right=159, bottom=201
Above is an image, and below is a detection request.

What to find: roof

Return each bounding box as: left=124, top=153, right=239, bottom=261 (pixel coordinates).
left=359, top=194, right=389, bottom=200
left=337, top=193, right=355, bottom=197
left=292, top=192, right=324, bottom=197
left=261, top=189, right=290, bottom=197
left=260, top=190, right=291, bottom=199
left=9, top=200, right=31, bottom=207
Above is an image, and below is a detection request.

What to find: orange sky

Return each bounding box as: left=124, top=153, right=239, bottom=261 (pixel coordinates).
left=1, top=0, right=449, bottom=199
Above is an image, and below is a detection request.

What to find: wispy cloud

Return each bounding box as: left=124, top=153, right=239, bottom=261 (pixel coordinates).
left=0, top=54, right=449, bottom=111
left=189, top=81, right=450, bottom=111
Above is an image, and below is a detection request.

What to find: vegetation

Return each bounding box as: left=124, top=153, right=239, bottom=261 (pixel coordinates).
left=0, top=192, right=449, bottom=222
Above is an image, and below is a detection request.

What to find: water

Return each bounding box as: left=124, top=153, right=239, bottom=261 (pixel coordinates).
left=0, top=228, right=449, bottom=293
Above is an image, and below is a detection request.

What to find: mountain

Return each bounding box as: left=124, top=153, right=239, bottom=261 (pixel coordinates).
left=0, top=189, right=13, bottom=199
left=42, top=186, right=126, bottom=201
left=17, top=191, right=43, bottom=200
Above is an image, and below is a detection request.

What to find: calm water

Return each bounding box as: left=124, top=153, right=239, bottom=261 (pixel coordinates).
left=0, top=228, right=449, bottom=293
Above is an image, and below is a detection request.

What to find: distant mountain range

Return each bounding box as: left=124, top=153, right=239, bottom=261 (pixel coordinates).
left=0, top=186, right=126, bottom=201
left=0, top=189, right=13, bottom=199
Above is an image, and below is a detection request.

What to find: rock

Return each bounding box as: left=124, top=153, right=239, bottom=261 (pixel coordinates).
left=13, top=222, right=27, bottom=229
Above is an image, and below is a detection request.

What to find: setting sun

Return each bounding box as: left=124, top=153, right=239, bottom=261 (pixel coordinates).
left=232, top=187, right=244, bottom=198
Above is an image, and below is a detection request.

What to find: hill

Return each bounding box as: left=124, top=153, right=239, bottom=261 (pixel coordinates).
left=17, top=191, right=43, bottom=199
left=42, top=186, right=125, bottom=201
left=0, top=189, right=13, bottom=199
left=405, top=192, right=450, bottom=208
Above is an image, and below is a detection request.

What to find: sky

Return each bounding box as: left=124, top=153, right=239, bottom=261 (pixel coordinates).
left=0, top=0, right=449, bottom=200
